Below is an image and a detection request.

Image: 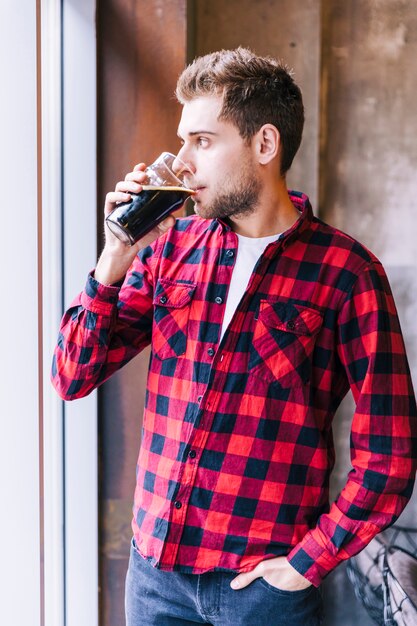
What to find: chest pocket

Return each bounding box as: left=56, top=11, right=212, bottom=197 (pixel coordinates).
left=152, top=279, right=196, bottom=360
left=249, top=300, right=323, bottom=386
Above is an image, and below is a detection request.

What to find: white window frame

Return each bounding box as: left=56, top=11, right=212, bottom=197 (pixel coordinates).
left=43, top=1, right=98, bottom=625
left=41, top=2, right=65, bottom=625
left=61, top=1, right=98, bottom=625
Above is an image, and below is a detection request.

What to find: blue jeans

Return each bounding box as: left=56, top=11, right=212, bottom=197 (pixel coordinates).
left=125, top=540, right=324, bottom=625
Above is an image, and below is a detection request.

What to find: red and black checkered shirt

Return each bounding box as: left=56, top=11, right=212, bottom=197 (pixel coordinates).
left=52, top=191, right=417, bottom=586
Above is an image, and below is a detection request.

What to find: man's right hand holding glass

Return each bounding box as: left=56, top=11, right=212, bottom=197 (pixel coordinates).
left=94, top=162, right=176, bottom=286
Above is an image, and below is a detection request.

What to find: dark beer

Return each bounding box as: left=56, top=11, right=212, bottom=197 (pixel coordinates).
left=106, top=185, right=193, bottom=245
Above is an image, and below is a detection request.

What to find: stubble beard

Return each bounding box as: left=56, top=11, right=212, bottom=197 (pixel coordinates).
left=193, top=168, right=262, bottom=221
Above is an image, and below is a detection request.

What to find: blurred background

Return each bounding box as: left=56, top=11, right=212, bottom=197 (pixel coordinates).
left=1, top=1, right=416, bottom=625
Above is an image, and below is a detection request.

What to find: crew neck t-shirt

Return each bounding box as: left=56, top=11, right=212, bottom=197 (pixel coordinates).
left=220, top=232, right=281, bottom=341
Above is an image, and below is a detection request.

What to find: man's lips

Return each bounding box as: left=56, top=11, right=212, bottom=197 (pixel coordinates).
left=185, top=179, right=205, bottom=192
left=190, top=186, right=205, bottom=197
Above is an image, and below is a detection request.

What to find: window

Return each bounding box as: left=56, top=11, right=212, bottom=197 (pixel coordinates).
left=0, top=2, right=98, bottom=624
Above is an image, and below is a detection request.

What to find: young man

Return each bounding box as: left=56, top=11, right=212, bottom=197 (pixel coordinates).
left=52, top=48, right=417, bottom=625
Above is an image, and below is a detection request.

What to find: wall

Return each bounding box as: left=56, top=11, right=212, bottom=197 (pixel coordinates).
left=191, top=0, right=321, bottom=207
left=320, top=2, right=417, bottom=624
left=96, top=2, right=189, bottom=624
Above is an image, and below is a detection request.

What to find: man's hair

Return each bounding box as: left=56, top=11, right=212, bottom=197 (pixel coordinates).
left=175, top=47, right=304, bottom=175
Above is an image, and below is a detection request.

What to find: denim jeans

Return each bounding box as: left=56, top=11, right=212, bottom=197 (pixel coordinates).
left=125, top=540, right=324, bottom=626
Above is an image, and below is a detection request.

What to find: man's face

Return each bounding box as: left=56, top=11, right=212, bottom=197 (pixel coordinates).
left=176, top=95, right=262, bottom=220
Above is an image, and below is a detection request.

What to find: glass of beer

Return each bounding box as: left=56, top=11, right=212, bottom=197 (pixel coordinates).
left=105, top=152, right=194, bottom=245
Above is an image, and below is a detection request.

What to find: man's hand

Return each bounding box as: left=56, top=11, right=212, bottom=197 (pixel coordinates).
left=230, top=556, right=312, bottom=592
left=94, top=163, right=175, bottom=285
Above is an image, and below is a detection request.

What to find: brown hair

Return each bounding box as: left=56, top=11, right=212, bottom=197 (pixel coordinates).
left=175, top=47, right=304, bottom=175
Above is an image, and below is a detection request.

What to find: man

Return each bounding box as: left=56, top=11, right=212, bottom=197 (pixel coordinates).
left=52, top=48, right=417, bottom=625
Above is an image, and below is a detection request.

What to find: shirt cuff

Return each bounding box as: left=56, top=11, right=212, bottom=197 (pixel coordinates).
left=80, top=270, right=121, bottom=316
left=287, top=531, right=341, bottom=587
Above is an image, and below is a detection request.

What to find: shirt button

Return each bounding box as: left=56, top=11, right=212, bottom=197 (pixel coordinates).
left=215, top=296, right=223, bottom=304
left=197, top=395, right=203, bottom=403
left=189, top=450, right=197, bottom=459
left=207, top=347, right=215, bottom=357
left=159, top=296, right=167, bottom=304
left=287, top=320, right=296, bottom=330
left=226, top=250, right=234, bottom=257
left=174, top=500, right=182, bottom=509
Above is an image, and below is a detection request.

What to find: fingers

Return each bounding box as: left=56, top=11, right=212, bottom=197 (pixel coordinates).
left=104, top=191, right=131, bottom=215
left=157, top=215, right=176, bottom=232
left=115, top=180, right=142, bottom=194
left=111, top=167, right=148, bottom=196
left=143, top=217, right=176, bottom=240
left=104, top=166, right=148, bottom=214
left=124, top=169, right=147, bottom=183
left=230, top=563, right=263, bottom=590
left=107, top=161, right=147, bottom=194
left=230, top=557, right=312, bottom=592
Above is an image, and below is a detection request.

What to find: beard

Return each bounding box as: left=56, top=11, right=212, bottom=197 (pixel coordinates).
left=192, top=160, right=262, bottom=221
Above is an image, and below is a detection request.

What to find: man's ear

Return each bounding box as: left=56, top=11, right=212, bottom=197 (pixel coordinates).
left=253, top=124, right=280, bottom=165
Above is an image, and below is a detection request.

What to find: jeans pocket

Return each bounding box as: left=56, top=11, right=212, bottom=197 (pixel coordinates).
left=257, top=576, right=316, bottom=597
left=248, top=578, right=323, bottom=625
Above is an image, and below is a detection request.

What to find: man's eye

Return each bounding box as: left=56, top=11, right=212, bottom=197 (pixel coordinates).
left=197, top=137, right=209, bottom=147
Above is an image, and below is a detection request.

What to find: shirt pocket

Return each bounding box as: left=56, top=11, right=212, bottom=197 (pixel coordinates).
left=152, top=278, right=196, bottom=359
left=249, top=300, right=323, bottom=386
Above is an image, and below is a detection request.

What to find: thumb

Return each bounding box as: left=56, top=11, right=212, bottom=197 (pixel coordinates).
left=230, top=567, right=260, bottom=591
left=158, top=215, right=176, bottom=232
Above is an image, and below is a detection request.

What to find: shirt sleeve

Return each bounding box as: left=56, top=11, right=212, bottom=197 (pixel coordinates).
left=51, top=246, right=156, bottom=400
left=287, top=260, right=417, bottom=586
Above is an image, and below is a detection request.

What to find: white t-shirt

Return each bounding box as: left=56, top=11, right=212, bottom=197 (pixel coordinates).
left=220, top=232, right=281, bottom=341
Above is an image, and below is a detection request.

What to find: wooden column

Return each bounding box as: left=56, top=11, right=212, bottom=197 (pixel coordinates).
left=97, top=2, right=188, bottom=623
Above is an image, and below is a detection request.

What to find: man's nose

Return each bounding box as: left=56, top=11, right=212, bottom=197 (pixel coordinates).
left=173, top=147, right=195, bottom=178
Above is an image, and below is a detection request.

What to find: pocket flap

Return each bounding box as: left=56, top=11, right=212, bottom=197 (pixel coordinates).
left=153, top=279, right=196, bottom=309
left=257, top=301, right=323, bottom=336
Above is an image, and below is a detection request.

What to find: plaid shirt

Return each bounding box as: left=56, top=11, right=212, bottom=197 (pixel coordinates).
left=52, top=191, right=417, bottom=587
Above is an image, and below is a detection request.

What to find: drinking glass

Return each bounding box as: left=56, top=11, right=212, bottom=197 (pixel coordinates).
left=106, top=152, right=194, bottom=245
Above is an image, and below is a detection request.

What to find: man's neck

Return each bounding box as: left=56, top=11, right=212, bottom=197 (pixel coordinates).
left=228, top=181, right=300, bottom=238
